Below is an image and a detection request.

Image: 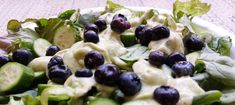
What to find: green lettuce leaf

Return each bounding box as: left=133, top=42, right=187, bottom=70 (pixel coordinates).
left=105, top=0, right=126, bottom=12
left=173, top=0, right=211, bottom=20
left=7, top=20, right=22, bottom=33
left=199, top=47, right=235, bottom=87
left=35, top=18, right=65, bottom=42
left=208, top=36, right=232, bottom=56
left=221, top=89, right=235, bottom=105
left=58, top=9, right=76, bottom=20
left=10, top=28, right=39, bottom=52
left=192, top=90, right=222, bottom=105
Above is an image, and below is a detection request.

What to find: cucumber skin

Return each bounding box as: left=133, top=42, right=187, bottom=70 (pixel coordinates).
left=32, top=72, right=48, bottom=88
left=120, top=33, right=137, bottom=47
left=0, top=62, right=35, bottom=95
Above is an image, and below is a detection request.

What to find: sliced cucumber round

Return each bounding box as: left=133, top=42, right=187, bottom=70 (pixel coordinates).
left=88, top=98, right=118, bottom=105
left=33, top=38, right=52, bottom=56
left=0, top=62, right=34, bottom=94
left=121, top=32, right=137, bottom=47
left=32, top=72, right=48, bottom=87
left=53, top=25, right=76, bottom=50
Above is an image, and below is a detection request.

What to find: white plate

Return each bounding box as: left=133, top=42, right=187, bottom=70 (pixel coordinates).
left=80, top=7, right=235, bottom=59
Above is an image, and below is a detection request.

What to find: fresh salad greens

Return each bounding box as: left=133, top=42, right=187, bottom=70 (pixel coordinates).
left=0, top=0, right=234, bottom=105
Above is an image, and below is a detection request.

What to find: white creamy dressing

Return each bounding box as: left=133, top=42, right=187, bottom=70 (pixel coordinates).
left=32, top=8, right=204, bottom=105
left=64, top=75, right=96, bottom=98
left=131, top=59, right=205, bottom=105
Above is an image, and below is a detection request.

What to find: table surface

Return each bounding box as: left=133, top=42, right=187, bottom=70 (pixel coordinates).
left=0, top=0, right=235, bottom=35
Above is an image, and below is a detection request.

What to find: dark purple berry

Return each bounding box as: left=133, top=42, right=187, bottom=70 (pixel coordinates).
left=0, top=55, right=11, bottom=67
left=183, top=35, right=205, bottom=52
left=153, top=86, right=180, bottom=105
left=47, top=56, right=64, bottom=69
left=113, top=14, right=127, bottom=21
left=95, top=64, right=119, bottom=86
left=12, top=49, right=34, bottom=65
left=84, top=30, right=99, bottom=43
left=135, top=25, right=147, bottom=39
left=139, top=27, right=153, bottom=46
left=84, top=51, right=105, bottom=69
left=111, top=17, right=131, bottom=33
left=75, top=68, right=93, bottom=77
left=167, top=52, right=186, bottom=67
left=152, top=25, right=170, bottom=40
left=172, top=61, right=194, bottom=77
left=48, top=65, right=72, bottom=84
left=85, top=24, right=99, bottom=33
left=46, top=45, right=60, bottom=56
left=94, top=19, right=107, bottom=32
left=149, top=51, right=167, bottom=67
left=118, top=72, right=142, bottom=96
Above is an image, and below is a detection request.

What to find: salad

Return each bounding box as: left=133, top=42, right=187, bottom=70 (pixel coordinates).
left=0, top=0, right=235, bottom=105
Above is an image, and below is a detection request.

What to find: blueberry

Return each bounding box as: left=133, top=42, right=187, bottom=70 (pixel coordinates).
left=135, top=25, right=147, bottom=39
left=84, top=30, right=99, bottom=43
left=46, top=45, right=60, bottom=56
left=153, top=86, right=180, bottom=105
left=167, top=52, right=186, bottom=67
left=48, top=65, right=72, bottom=84
left=172, top=61, right=194, bottom=77
left=149, top=51, right=167, bottom=67
left=152, top=25, right=170, bottom=40
left=75, top=68, right=93, bottom=77
left=12, top=49, right=34, bottom=65
left=183, top=35, right=205, bottom=52
left=118, top=72, right=142, bottom=96
left=84, top=51, right=105, bottom=69
left=139, top=27, right=153, bottom=46
left=85, top=24, right=99, bottom=33
left=94, top=19, right=107, bottom=32
left=95, top=64, right=119, bottom=86
left=113, top=14, right=127, bottom=21
left=47, top=56, right=64, bottom=69
left=110, top=90, right=125, bottom=104
left=111, top=18, right=131, bottom=33
left=0, top=55, right=11, bottom=67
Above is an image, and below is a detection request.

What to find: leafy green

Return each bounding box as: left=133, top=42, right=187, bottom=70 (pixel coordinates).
left=105, top=0, right=126, bottom=12
left=120, top=44, right=149, bottom=66
left=208, top=36, right=232, bottom=56
left=11, top=28, right=39, bottom=52
left=7, top=20, right=21, bottom=33
left=221, top=89, right=235, bottom=105
left=77, top=14, right=98, bottom=28
left=104, top=0, right=145, bottom=18
left=58, top=9, right=76, bottom=20
left=35, top=18, right=65, bottom=42
left=199, top=47, right=235, bottom=87
left=173, top=0, right=211, bottom=20
left=192, top=90, right=222, bottom=105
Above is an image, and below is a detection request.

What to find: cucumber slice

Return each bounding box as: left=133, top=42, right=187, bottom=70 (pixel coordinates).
left=32, top=72, right=48, bottom=87
left=33, top=38, right=52, bottom=56
left=120, top=44, right=149, bottom=66
left=0, top=62, right=34, bottom=94
left=37, top=84, right=54, bottom=95
left=88, top=98, right=118, bottom=105
left=53, top=25, right=76, bottom=50
left=121, top=32, right=137, bottom=47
